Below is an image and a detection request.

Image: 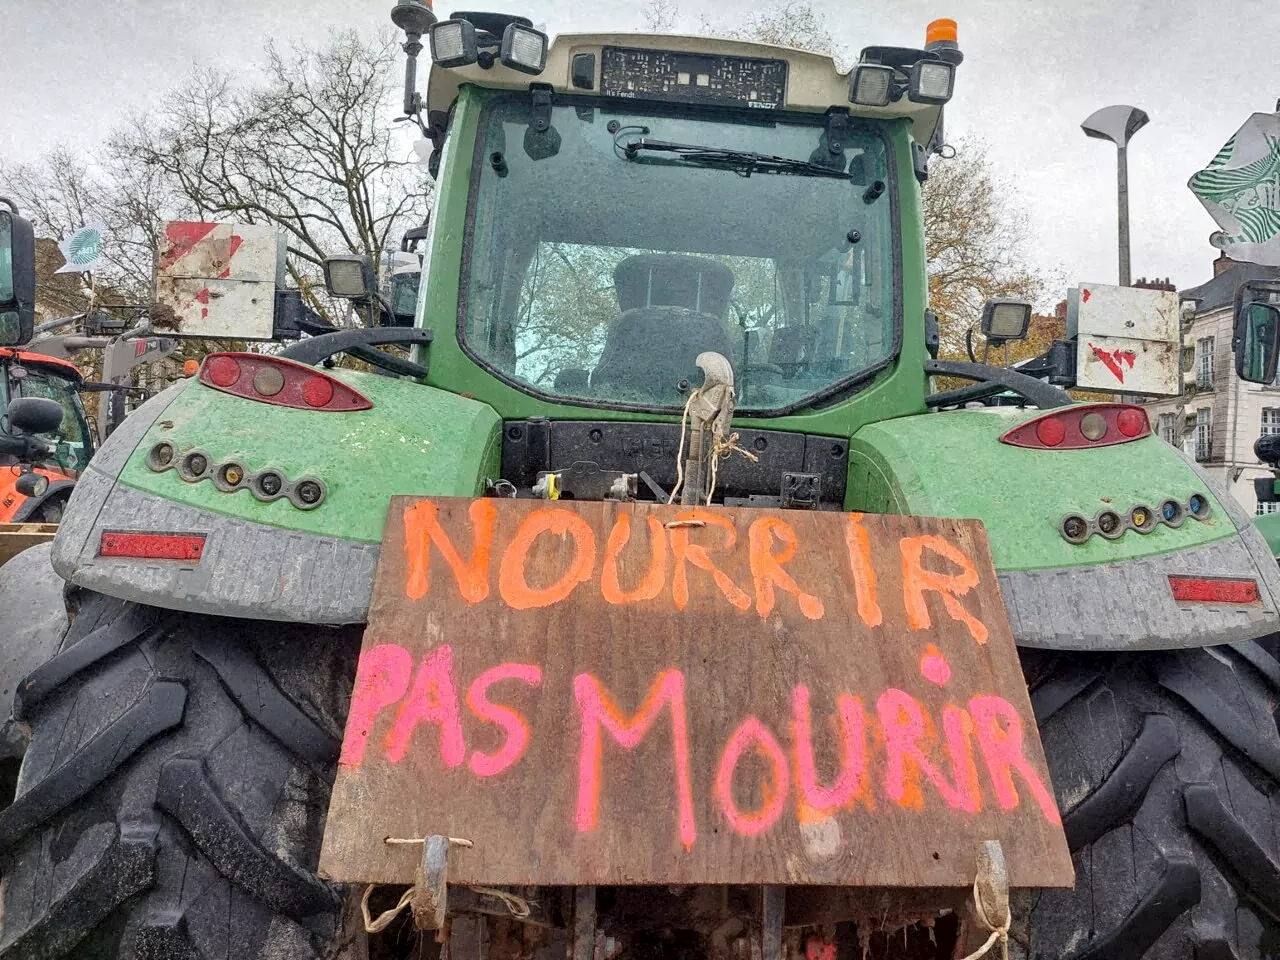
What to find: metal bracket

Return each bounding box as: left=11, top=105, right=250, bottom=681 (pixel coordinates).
left=781, top=472, right=822, bottom=509
left=824, top=108, right=849, bottom=156
left=530, top=85, right=553, bottom=133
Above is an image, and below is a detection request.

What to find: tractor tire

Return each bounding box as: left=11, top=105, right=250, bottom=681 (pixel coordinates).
left=0, top=590, right=366, bottom=959
left=1024, top=643, right=1280, bottom=960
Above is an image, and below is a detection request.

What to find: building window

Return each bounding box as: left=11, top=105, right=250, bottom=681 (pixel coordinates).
left=1158, top=412, right=1179, bottom=445
left=1196, top=337, right=1215, bottom=390
left=1258, top=501, right=1280, bottom=516
left=1265, top=409, right=1280, bottom=437
left=1196, top=407, right=1212, bottom=461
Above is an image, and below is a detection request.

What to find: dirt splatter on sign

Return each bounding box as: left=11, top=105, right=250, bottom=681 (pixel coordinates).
left=319, top=498, right=1073, bottom=889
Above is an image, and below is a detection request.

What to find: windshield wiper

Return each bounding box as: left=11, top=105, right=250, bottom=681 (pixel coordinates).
left=620, top=138, right=852, bottom=180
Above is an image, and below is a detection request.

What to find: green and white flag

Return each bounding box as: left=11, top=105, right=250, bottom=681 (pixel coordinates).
left=1189, top=112, right=1280, bottom=266
left=54, top=222, right=107, bottom=274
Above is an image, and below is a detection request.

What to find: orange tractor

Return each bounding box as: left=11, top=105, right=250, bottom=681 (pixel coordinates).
left=0, top=348, right=92, bottom=525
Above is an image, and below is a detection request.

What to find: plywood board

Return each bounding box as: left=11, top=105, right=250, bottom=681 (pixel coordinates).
left=320, top=498, right=1073, bottom=890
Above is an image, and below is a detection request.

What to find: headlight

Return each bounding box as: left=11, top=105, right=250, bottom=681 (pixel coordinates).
left=907, top=60, right=954, bottom=105
left=429, top=19, right=479, bottom=68
left=849, top=64, right=894, bottom=107
left=500, top=23, right=548, bottom=75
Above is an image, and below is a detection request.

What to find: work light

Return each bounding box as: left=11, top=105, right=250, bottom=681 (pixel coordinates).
left=323, top=255, right=375, bottom=301
left=907, top=60, right=955, bottom=105
left=980, top=299, right=1033, bottom=342
left=429, top=19, right=479, bottom=68
left=849, top=64, right=894, bottom=107
left=500, top=23, right=548, bottom=75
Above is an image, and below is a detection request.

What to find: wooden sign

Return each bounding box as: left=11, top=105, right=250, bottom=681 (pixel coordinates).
left=319, top=498, right=1073, bottom=890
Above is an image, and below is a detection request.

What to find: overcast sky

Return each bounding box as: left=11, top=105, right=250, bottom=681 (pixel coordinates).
left=4, top=0, right=1278, bottom=293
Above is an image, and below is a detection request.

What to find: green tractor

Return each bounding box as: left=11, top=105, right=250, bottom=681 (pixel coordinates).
left=3, top=6, right=1280, bottom=959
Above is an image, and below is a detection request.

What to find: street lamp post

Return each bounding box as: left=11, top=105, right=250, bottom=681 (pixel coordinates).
left=1082, top=105, right=1149, bottom=287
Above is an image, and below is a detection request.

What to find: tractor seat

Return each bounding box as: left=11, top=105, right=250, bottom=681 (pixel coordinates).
left=591, top=306, right=736, bottom=398
left=591, top=254, right=738, bottom=399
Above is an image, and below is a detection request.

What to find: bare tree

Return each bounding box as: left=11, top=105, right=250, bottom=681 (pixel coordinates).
left=111, top=29, right=431, bottom=322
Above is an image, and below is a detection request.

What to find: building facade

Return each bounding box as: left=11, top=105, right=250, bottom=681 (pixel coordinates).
left=1140, top=255, right=1280, bottom=516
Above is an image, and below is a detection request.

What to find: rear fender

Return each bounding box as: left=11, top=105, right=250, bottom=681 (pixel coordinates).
left=849, top=408, right=1280, bottom=651
left=52, top=372, right=501, bottom=624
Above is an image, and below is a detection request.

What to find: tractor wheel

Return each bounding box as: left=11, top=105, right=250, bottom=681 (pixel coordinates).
left=0, top=590, right=366, bottom=959
left=1024, top=643, right=1280, bottom=960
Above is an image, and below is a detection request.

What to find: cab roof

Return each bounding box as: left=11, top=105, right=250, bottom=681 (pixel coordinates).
left=0, top=349, right=84, bottom=382
left=425, top=31, right=944, bottom=142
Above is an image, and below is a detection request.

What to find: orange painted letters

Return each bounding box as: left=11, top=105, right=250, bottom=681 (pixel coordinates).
left=669, top=511, right=752, bottom=612
left=844, top=514, right=883, bottom=627
left=499, top=508, right=597, bottom=610
left=900, top=534, right=990, bottom=644
left=601, top=513, right=668, bottom=605
left=749, top=517, right=824, bottom=620
left=403, top=499, right=496, bottom=603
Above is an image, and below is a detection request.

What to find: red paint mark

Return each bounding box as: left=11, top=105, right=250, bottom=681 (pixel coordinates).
left=574, top=670, right=697, bottom=850
left=1081, top=288, right=1091, bottom=302
left=900, top=535, right=989, bottom=644
left=668, top=510, right=752, bottom=612
left=403, top=499, right=496, bottom=603
left=792, top=685, right=866, bottom=818
left=499, top=508, right=597, bottom=610
left=845, top=514, right=883, bottom=628
left=806, top=937, right=837, bottom=960
left=969, top=695, right=1061, bottom=825
left=340, top=644, right=413, bottom=767
left=601, top=513, right=667, bottom=605
left=158, top=221, right=218, bottom=271
left=877, top=689, right=981, bottom=813
left=715, top=716, right=789, bottom=836
left=384, top=645, right=466, bottom=767
left=1088, top=343, right=1138, bottom=383
left=195, top=288, right=210, bottom=304
left=749, top=516, right=824, bottom=620
left=217, top=234, right=244, bottom=279
left=466, top=664, right=542, bottom=777
left=920, top=645, right=951, bottom=686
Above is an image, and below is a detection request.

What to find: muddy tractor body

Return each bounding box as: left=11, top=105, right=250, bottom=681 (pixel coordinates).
left=3, top=12, right=1280, bottom=960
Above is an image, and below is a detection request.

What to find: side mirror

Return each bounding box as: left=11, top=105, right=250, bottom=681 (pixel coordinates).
left=7, top=397, right=65, bottom=436
left=1235, top=299, right=1280, bottom=384
left=980, top=298, right=1032, bottom=344
left=0, top=201, right=37, bottom=347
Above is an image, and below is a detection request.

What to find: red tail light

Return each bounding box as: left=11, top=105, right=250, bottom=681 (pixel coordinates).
left=1168, top=576, right=1259, bottom=604
left=198, top=353, right=371, bottom=411
left=100, top=531, right=206, bottom=561
left=1000, top=404, right=1151, bottom=450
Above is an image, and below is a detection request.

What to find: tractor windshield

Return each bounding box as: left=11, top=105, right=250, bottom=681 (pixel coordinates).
left=460, top=97, right=897, bottom=412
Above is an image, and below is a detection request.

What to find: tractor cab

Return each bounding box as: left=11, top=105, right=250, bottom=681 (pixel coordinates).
left=0, top=350, right=93, bottom=522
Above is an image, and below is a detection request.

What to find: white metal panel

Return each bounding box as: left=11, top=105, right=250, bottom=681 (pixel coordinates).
left=154, top=222, right=280, bottom=340
left=1068, top=283, right=1180, bottom=343
left=1076, top=334, right=1181, bottom=397
left=153, top=277, right=275, bottom=340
